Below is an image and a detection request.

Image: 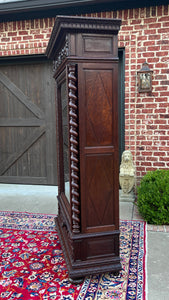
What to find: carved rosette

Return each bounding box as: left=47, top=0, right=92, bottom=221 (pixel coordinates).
left=67, top=64, right=80, bottom=234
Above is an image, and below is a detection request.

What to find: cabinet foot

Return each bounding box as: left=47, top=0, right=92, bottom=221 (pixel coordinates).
left=113, top=271, right=120, bottom=276
left=69, top=277, right=84, bottom=285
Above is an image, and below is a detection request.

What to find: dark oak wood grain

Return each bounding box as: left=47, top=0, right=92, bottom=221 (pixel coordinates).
left=47, top=15, right=121, bottom=280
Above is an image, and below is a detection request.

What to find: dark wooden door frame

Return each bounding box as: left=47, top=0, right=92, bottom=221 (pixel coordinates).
left=118, top=47, right=125, bottom=162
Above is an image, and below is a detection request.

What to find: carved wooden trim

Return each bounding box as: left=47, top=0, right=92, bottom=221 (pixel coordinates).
left=53, top=35, right=69, bottom=72
left=67, top=64, right=80, bottom=234
left=46, top=16, right=121, bottom=60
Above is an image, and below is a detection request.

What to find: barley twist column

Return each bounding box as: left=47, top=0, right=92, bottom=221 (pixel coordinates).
left=68, top=64, right=80, bottom=233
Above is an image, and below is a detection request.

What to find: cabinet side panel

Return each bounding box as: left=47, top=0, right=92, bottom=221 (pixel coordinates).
left=85, top=68, right=113, bottom=147
left=85, top=153, right=116, bottom=232
left=79, top=63, right=119, bottom=234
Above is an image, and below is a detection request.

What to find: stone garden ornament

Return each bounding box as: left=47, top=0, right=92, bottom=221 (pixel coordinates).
left=119, top=150, right=135, bottom=194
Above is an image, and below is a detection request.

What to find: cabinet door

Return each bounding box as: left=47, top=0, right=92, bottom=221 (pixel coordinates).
left=78, top=62, right=119, bottom=234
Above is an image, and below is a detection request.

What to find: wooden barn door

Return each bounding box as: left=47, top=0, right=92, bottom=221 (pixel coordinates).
left=0, top=58, right=57, bottom=185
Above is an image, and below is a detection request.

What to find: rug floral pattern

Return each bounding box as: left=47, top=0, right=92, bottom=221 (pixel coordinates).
left=0, top=211, right=146, bottom=299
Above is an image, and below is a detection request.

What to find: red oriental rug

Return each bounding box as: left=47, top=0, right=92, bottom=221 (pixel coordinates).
left=0, top=211, right=146, bottom=299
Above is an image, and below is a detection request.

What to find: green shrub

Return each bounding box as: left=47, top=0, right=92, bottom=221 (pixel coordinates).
left=137, top=169, right=169, bottom=225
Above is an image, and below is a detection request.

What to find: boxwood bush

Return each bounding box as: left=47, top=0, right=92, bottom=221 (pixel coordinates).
left=137, top=169, right=169, bottom=225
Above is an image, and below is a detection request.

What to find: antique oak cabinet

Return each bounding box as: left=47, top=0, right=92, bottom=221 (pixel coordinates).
left=46, top=15, right=121, bottom=280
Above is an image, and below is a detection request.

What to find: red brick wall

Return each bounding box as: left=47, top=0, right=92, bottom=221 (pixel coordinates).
left=116, top=5, right=169, bottom=182
left=0, top=5, right=169, bottom=183
left=0, top=18, right=55, bottom=56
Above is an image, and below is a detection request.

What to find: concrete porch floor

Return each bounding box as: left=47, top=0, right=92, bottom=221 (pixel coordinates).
left=0, top=183, right=169, bottom=300
left=0, top=183, right=58, bottom=214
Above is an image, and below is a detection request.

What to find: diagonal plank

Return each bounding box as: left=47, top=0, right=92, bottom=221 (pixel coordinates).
left=0, top=126, right=46, bottom=175
left=0, top=118, right=44, bottom=127
left=0, top=71, right=44, bottom=119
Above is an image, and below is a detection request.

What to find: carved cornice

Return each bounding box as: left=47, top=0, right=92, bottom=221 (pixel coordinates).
left=46, top=15, right=121, bottom=59
left=67, top=64, right=80, bottom=234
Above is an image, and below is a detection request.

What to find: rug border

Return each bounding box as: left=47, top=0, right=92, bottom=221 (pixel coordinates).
left=144, top=221, right=147, bottom=300
left=128, top=219, right=146, bottom=300
left=0, top=210, right=57, bottom=216
left=132, top=219, right=147, bottom=300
